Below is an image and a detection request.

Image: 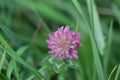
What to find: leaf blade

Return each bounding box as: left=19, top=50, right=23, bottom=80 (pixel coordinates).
left=0, top=35, right=43, bottom=79
left=0, top=50, right=6, bottom=72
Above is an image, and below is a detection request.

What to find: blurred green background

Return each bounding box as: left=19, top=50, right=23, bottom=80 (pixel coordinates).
left=0, top=0, right=120, bottom=80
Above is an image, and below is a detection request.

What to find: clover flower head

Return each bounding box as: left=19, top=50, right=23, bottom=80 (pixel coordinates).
left=46, top=26, right=81, bottom=59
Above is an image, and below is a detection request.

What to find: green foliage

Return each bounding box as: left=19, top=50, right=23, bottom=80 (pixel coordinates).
left=0, top=0, right=120, bottom=80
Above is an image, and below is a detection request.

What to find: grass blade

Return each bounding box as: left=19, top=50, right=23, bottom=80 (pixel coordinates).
left=13, top=60, right=20, bottom=80
left=90, top=35, right=105, bottom=80
left=108, top=65, right=118, bottom=80
left=16, top=46, right=29, bottom=56
left=93, top=4, right=104, bottom=55
left=86, top=0, right=94, bottom=31
left=7, top=60, right=20, bottom=80
left=0, top=50, right=6, bottom=72
left=7, top=60, right=14, bottom=80
left=104, top=20, right=113, bottom=78
left=115, top=64, right=120, bottom=80
left=0, top=35, right=43, bottom=79
left=86, top=0, right=104, bottom=55
left=72, top=0, right=88, bottom=24
left=86, top=0, right=105, bottom=79
left=72, top=0, right=105, bottom=80
left=7, top=46, right=29, bottom=80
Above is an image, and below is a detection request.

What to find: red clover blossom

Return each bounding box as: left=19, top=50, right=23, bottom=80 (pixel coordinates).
left=46, top=26, right=81, bottom=59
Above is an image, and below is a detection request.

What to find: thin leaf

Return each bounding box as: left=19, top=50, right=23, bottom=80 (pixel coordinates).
left=7, top=46, right=29, bottom=80
left=86, top=0, right=94, bottom=31
left=27, top=67, right=50, bottom=80
left=90, top=34, right=105, bottom=80
left=72, top=0, right=105, bottom=80
left=13, top=60, right=20, bottom=80
left=0, top=35, right=43, bottom=79
left=104, top=20, right=113, bottom=78
left=108, top=65, right=118, bottom=80
left=0, top=50, right=6, bottom=72
left=72, top=0, right=88, bottom=24
left=115, top=64, right=120, bottom=80
left=86, top=0, right=104, bottom=55
left=7, top=60, right=14, bottom=80
left=16, top=45, right=29, bottom=56
left=93, top=4, right=104, bottom=55
left=86, top=0, right=105, bottom=79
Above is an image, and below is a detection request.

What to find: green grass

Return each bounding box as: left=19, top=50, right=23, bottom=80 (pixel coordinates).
left=0, top=0, right=120, bottom=80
